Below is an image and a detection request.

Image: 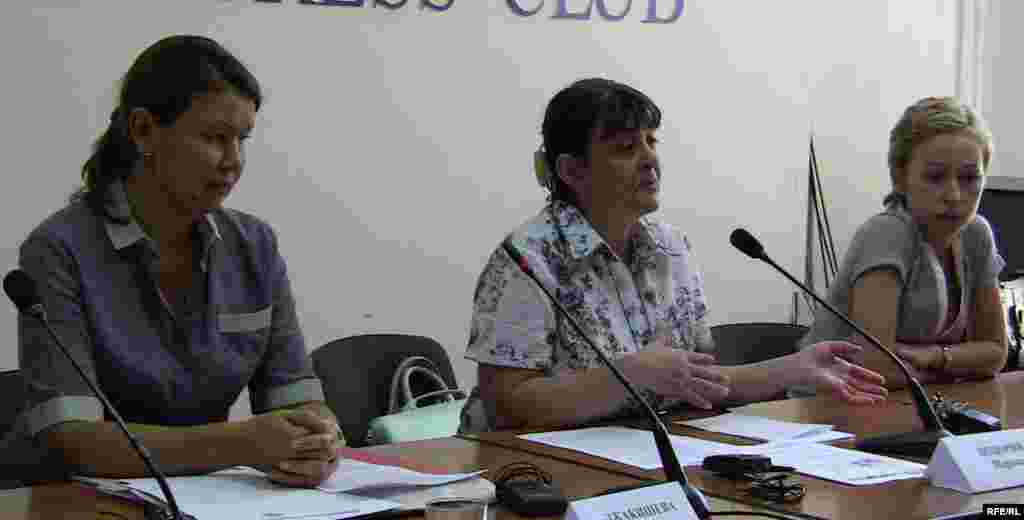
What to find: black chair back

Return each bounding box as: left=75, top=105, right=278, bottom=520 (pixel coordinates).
left=710, top=322, right=809, bottom=366
left=311, top=334, right=458, bottom=447
left=0, top=370, right=26, bottom=438
left=0, top=369, right=29, bottom=488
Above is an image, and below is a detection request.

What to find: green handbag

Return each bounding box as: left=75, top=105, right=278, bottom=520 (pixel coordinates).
left=366, top=356, right=467, bottom=445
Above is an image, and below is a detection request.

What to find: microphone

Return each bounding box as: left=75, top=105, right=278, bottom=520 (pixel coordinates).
left=501, top=239, right=711, bottom=519
left=4, top=269, right=188, bottom=520
left=729, top=228, right=952, bottom=457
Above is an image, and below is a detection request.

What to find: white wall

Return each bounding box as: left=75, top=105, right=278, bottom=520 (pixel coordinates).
left=0, top=1, right=959, bottom=409
left=980, top=0, right=1024, bottom=179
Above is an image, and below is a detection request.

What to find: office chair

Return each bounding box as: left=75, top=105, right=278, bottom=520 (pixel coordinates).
left=710, top=322, right=810, bottom=366
left=0, top=370, right=25, bottom=438
left=0, top=369, right=74, bottom=489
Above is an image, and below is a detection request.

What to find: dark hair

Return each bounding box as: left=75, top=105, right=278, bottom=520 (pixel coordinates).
left=540, top=78, right=661, bottom=203
left=76, top=35, right=262, bottom=217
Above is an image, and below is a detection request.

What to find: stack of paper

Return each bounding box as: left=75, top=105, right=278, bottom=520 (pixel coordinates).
left=319, top=450, right=485, bottom=492
left=676, top=412, right=853, bottom=443
left=320, top=449, right=496, bottom=510
left=74, top=476, right=170, bottom=511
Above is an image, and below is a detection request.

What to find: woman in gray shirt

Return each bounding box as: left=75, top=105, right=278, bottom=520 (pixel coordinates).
left=14, top=35, right=341, bottom=486
left=801, top=97, right=1008, bottom=389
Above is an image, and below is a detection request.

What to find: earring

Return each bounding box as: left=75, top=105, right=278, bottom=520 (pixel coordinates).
left=141, top=151, right=154, bottom=159
left=534, top=147, right=552, bottom=190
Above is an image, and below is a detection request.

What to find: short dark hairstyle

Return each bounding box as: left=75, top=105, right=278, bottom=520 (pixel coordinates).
left=540, top=78, right=661, bottom=203
left=76, top=35, right=262, bottom=218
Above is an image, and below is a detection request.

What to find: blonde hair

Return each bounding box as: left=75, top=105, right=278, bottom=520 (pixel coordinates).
left=885, top=96, right=993, bottom=206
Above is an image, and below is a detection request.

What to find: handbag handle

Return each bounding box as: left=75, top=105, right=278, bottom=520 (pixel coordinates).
left=389, top=357, right=442, bottom=413
left=402, top=389, right=468, bottom=412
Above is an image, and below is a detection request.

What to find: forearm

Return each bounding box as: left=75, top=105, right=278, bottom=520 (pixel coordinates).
left=868, top=346, right=921, bottom=389
left=493, top=367, right=630, bottom=429
left=928, top=340, right=1006, bottom=379
left=860, top=340, right=1005, bottom=388
left=44, top=420, right=255, bottom=478
left=717, top=357, right=792, bottom=404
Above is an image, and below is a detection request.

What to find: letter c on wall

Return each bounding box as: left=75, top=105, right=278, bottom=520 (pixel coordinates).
left=508, top=0, right=543, bottom=16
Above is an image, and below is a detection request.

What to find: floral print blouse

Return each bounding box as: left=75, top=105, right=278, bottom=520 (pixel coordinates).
left=459, top=201, right=713, bottom=432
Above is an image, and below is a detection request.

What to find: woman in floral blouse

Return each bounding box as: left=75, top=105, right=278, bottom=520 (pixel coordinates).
left=459, top=78, right=888, bottom=433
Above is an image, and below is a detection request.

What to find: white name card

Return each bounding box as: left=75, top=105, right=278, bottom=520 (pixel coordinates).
left=566, top=482, right=699, bottom=520
left=925, top=429, right=1024, bottom=494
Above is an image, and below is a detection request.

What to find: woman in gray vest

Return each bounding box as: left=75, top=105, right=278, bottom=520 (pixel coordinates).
left=800, top=97, right=1008, bottom=389
left=14, top=35, right=341, bottom=486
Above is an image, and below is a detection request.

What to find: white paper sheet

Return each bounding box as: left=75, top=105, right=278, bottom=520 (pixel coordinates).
left=787, top=429, right=856, bottom=444
left=677, top=412, right=839, bottom=441
left=82, top=467, right=400, bottom=520
left=319, top=456, right=485, bottom=492
left=520, top=426, right=919, bottom=486
left=755, top=442, right=926, bottom=486
left=520, top=426, right=765, bottom=470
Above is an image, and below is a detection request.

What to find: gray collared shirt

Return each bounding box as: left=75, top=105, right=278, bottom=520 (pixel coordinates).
left=16, top=182, right=323, bottom=438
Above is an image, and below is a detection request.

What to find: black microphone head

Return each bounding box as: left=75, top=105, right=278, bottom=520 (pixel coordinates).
left=730, top=228, right=766, bottom=260
left=3, top=269, right=41, bottom=314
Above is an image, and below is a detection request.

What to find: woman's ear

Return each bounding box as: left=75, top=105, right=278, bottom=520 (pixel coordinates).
left=126, top=108, right=157, bottom=156
left=556, top=153, right=587, bottom=194
left=892, top=167, right=907, bottom=194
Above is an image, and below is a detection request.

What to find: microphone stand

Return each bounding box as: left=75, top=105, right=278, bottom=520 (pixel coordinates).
left=502, top=241, right=711, bottom=519
left=731, top=230, right=951, bottom=458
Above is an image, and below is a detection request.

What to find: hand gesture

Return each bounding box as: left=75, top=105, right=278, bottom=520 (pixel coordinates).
left=796, top=341, right=887, bottom=404
left=620, top=334, right=730, bottom=409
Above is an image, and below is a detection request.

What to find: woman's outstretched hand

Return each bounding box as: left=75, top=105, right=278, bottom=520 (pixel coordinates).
left=797, top=341, right=888, bottom=404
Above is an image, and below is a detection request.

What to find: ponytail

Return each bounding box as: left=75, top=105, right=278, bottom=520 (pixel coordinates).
left=74, top=108, right=139, bottom=220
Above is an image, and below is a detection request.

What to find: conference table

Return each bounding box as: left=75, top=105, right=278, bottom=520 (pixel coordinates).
left=2, top=372, right=1022, bottom=519
left=0, top=436, right=784, bottom=519
left=465, top=370, right=1024, bottom=519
